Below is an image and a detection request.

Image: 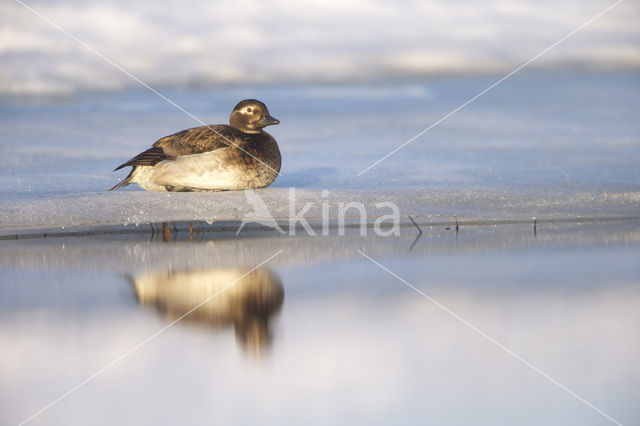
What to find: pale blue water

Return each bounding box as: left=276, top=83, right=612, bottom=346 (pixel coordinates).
left=1, top=221, right=639, bottom=425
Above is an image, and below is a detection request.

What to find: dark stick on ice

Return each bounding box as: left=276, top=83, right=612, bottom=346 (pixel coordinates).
left=408, top=215, right=423, bottom=234
left=533, top=217, right=537, bottom=237
left=408, top=215, right=423, bottom=250
left=446, top=216, right=460, bottom=240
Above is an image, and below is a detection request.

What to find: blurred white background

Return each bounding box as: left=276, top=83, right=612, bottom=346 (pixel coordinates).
left=1, top=0, right=639, bottom=95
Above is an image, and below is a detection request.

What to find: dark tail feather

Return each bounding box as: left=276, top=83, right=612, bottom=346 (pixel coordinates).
left=114, top=147, right=169, bottom=171
left=110, top=169, right=134, bottom=191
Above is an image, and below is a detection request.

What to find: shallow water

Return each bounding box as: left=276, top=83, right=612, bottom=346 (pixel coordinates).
left=1, top=219, right=639, bottom=425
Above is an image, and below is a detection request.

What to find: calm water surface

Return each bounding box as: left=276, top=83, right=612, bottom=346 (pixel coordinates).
left=1, top=220, right=639, bottom=425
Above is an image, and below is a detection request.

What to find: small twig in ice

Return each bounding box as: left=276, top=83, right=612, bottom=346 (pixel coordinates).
left=408, top=215, right=423, bottom=235
left=455, top=216, right=460, bottom=239
left=407, top=215, right=423, bottom=250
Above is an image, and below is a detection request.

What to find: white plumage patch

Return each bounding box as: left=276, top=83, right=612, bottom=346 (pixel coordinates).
left=130, top=148, right=248, bottom=191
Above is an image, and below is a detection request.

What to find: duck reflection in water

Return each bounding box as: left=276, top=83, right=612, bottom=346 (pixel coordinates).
left=132, top=267, right=283, bottom=354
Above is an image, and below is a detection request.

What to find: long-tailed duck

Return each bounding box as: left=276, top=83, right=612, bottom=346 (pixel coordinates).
left=111, top=99, right=281, bottom=191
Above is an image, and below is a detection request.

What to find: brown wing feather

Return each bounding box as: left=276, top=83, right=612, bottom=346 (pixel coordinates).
left=114, top=125, right=246, bottom=171
left=113, top=147, right=175, bottom=171
left=152, top=125, right=243, bottom=157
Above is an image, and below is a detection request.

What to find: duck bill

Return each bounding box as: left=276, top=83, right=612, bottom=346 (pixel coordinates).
left=259, top=115, right=280, bottom=127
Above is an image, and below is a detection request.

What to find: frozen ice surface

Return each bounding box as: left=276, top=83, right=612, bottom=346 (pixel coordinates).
left=1, top=71, right=639, bottom=234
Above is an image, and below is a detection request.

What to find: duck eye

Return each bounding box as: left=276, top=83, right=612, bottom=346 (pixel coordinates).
left=246, top=107, right=253, bottom=113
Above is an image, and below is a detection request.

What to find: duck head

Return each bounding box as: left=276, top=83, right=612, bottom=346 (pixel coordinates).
left=229, top=99, right=280, bottom=134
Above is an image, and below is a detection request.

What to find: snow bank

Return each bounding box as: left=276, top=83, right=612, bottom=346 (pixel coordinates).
left=1, top=0, right=639, bottom=95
